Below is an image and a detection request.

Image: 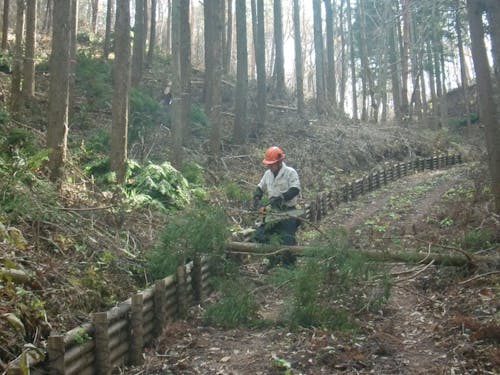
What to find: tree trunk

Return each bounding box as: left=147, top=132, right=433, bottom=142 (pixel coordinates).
left=346, top=0, right=357, bottom=119
left=293, top=0, right=305, bottom=118
left=485, top=0, right=500, bottom=84
left=47, top=0, right=71, bottom=182
left=165, top=0, right=171, bottom=54
left=103, top=0, right=114, bottom=59
left=22, top=0, right=35, bottom=100
left=223, top=0, right=233, bottom=75
left=131, top=0, right=145, bottom=86
left=466, top=0, right=500, bottom=213
left=426, top=41, right=437, bottom=126
left=147, top=0, right=157, bottom=67
left=400, top=0, right=410, bottom=121
left=68, top=0, right=78, bottom=113
left=226, top=241, right=488, bottom=268
left=110, top=0, right=131, bottom=184
left=455, top=0, right=471, bottom=126
left=43, top=0, right=52, bottom=34
left=204, top=0, right=223, bottom=161
left=170, top=0, right=182, bottom=167
left=233, top=0, right=248, bottom=144
left=91, top=0, right=98, bottom=34
left=324, top=0, right=337, bottom=111
left=339, top=0, right=347, bottom=113
left=10, top=0, right=24, bottom=114
left=255, top=0, right=266, bottom=133
left=179, top=0, right=191, bottom=145
left=388, top=1, right=401, bottom=121
left=2, top=0, right=9, bottom=50
left=357, top=0, right=377, bottom=122
left=273, top=0, right=285, bottom=96
left=312, top=0, right=326, bottom=115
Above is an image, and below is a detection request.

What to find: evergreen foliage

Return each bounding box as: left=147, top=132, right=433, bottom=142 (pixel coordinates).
left=147, top=203, right=229, bottom=278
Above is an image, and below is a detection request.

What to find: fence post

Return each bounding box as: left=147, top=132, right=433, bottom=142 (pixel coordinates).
left=131, top=293, right=144, bottom=366
left=177, top=265, right=188, bottom=318
left=154, top=279, right=167, bottom=333
left=342, top=184, right=349, bottom=202
left=92, top=312, right=111, bottom=375
left=48, top=335, right=65, bottom=375
left=192, top=255, right=203, bottom=304
left=316, top=194, right=322, bottom=221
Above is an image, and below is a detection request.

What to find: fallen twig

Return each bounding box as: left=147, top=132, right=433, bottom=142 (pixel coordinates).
left=458, top=271, right=500, bottom=285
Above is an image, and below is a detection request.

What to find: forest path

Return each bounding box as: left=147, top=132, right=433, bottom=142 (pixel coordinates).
left=132, top=163, right=497, bottom=374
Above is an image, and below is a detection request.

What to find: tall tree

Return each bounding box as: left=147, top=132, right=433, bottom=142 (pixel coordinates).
left=346, top=0, right=357, bottom=119
left=387, top=0, right=401, bottom=121
left=223, top=0, right=233, bottom=75
left=170, top=0, right=181, bottom=166
left=233, top=0, right=248, bottom=144
left=90, top=0, right=98, bottom=34
left=22, top=0, right=36, bottom=99
left=466, top=0, right=500, bottom=213
left=110, top=0, right=131, bottom=183
left=293, top=0, right=305, bottom=117
left=147, top=0, right=157, bottom=67
left=357, top=0, right=377, bottom=122
left=400, top=0, right=410, bottom=120
left=10, top=0, right=25, bottom=114
left=255, top=0, right=266, bottom=132
left=103, top=0, right=114, bottom=59
left=2, top=0, right=9, bottom=50
left=131, top=0, right=145, bottom=86
left=324, top=0, right=337, bottom=110
left=47, top=0, right=71, bottom=182
left=273, top=0, right=285, bottom=96
left=455, top=0, right=471, bottom=126
left=165, top=0, right=171, bottom=53
left=485, top=0, right=500, bottom=83
left=313, top=0, right=327, bottom=115
left=204, top=0, right=223, bottom=160
left=69, top=0, right=78, bottom=111
left=338, top=0, right=346, bottom=113
left=179, top=0, right=191, bottom=144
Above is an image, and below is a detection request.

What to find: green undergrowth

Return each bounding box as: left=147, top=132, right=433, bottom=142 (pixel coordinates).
left=204, top=232, right=392, bottom=331
left=147, top=202, right=229, bottom=279
left=282, top=234, right=391, bottom=330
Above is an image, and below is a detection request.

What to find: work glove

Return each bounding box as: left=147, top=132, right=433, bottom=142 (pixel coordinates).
left=253, top=196, right=262, bottom=209
left=269, top=195, right=284, bottom=209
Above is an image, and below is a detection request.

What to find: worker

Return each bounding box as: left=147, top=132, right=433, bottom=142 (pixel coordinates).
left=252, top=146, right=301, bottom=252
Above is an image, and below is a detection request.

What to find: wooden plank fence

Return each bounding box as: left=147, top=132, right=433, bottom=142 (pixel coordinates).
left=6, top=256, right=211, bottom=375
left=303, top=154, right=462, bottom=222
left=6, top=154, right=462, bottom=374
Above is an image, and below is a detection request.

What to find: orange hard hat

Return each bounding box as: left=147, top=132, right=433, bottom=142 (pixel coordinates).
left=262, top=146, right=285, bottom=165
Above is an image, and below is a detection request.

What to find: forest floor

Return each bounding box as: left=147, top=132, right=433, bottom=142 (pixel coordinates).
left=128, top=163, right=500, bottom=375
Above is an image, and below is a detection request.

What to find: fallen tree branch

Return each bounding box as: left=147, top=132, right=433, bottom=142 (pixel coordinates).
left=226, top=241, right=493, bottom=267
left=458, top=270, right=500, bottom=285
left=410, top=237, right=475, bottom=264
left=392, top=259, right=436, bottom=284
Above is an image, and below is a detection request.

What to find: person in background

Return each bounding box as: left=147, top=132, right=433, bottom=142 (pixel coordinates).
left=252, top=146, right=301, bottom=251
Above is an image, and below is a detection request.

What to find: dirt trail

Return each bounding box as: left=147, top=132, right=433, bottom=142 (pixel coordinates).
left=132, top=164, right=498, bottom=374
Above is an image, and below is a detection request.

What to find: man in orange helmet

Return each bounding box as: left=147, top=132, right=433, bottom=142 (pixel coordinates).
left=252, top=146, right=301, bottom=249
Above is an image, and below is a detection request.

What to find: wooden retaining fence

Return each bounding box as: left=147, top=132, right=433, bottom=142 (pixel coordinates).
left=6, top=154, right=462, bottom=375
left=303, top=154, right=462, bottom=223
left=6, top=256, right=211, bottom=375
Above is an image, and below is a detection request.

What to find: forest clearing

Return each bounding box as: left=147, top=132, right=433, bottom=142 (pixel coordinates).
left=0, top=0, right=499, bottom=374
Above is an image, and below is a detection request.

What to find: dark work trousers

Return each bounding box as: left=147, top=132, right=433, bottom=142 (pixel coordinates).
left=253, top=211, right=300, bottom=266
left=254, top=217, right=300, bottom=245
